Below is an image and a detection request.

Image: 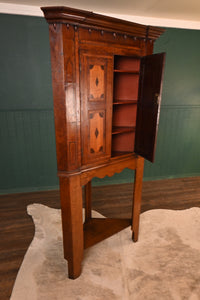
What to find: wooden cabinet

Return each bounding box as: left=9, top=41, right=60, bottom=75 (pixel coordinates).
left=42, top=6, right=165, bottom=279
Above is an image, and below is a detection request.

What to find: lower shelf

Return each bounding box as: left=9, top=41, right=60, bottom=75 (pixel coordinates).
left=112, top=126, right=135, bottom=135
left=83, top=217, right=132, bottom=249
left=111, top=151, right=133, bottom=157
left=112, top=131, right=135, bottom=152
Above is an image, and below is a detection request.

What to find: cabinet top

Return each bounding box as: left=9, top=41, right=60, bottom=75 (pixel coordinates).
left=41, top=6, right=164, bottom=40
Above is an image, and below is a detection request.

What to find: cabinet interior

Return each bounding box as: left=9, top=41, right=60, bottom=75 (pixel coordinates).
left=111, top=55, right=141, bottom=157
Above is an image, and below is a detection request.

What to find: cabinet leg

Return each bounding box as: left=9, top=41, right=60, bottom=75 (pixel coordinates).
left=84, top=181, right=92, bottom=222
left=59, top=175, right=84, bottom=279
left=132, top=157, right=144, bottom=242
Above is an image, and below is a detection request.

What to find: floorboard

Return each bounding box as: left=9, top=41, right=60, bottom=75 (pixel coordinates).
left=0, top=177, right=200, bottom=299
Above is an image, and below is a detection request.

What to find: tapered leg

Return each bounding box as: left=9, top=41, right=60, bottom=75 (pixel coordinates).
left=131, top=157, right=144, bottom=242
left=84, top=181, right=92, bottom=222
left=59, top=175, right=84, bottom=279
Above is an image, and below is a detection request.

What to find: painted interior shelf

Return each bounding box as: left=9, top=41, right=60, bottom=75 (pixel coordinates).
left=113, top=100, right=138, bottom=104
left=112, top=126, right=136, bottom=135
left=114, top=70, right=140, bottom=74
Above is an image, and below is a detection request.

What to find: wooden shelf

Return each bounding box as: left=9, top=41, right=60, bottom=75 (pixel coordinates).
left=114, top=70, right=140, bottom=74
left=84, top=217, right=132, bottom=249
left=112, top=55, right=138, bottom=155
left=111, top=151, right=133, bottom=157
left=112, top=126, right=135, bottom=135
left=113, top=100, right=138, bottom=105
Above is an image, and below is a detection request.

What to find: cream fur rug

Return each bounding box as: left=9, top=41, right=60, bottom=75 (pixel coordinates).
left=11, top=205, right=200, bottom=300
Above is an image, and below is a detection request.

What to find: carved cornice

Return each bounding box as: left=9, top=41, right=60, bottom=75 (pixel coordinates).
left=41, top=6, right=165, bottom=40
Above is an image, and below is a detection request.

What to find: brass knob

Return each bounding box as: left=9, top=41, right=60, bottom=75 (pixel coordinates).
left=154, top=93, right=160, bottom=106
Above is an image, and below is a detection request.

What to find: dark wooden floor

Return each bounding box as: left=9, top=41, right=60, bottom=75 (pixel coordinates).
left=0, top=177, right=200, bottom=299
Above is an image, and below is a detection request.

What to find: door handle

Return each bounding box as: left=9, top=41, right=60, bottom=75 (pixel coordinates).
left=154, top=93, right=160, bottom=106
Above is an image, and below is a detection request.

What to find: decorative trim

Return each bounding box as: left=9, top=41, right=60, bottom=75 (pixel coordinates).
left=1, top=3, right=200, bottom=30
left=41, top=6, right=164, bottom=39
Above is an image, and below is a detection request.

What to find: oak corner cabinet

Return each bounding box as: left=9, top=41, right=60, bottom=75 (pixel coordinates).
left=41, top=6, right=166, bottom=279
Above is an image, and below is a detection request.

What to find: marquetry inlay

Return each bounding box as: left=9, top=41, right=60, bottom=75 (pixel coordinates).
left=89, top=64, right=105, bottom=100
left=89, top=111, right=104, bottom=154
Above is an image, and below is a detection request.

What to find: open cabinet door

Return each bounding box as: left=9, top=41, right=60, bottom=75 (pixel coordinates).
left=135, top=53, right=166, bottom=162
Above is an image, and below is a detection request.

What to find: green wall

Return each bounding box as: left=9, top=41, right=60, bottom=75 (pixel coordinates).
left=0, top=14, right=200, bottom=194
left=0, top=14, right=58, bottom=193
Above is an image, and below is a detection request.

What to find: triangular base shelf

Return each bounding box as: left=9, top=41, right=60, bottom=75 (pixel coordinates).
left=84, top=217, right=132, bottom=249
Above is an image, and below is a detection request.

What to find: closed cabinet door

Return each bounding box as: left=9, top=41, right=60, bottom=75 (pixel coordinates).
left=80, top=51, right=113, bottom=165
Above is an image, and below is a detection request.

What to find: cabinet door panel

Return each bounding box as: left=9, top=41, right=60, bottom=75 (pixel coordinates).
left=80, top=52, right=113, bottom=165
left=135, top=53, right=166, bottom=162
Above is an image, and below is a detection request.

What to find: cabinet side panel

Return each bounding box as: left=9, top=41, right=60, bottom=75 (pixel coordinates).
left=62, top=25, right=81, bottom=170
left=49, top=24, right=81, bottom=171
left=48, top=23, right=68, bottom=171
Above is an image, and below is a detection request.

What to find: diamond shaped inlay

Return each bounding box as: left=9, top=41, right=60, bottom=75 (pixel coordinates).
left=95, top=77, right=99, bottom=86
left=95, top=128, right=99, bottom=138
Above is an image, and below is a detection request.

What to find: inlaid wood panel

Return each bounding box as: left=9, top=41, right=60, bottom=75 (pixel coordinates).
left=89, top=111, right=105, bottom=154
left=88, top=64, right=105, bottom=101
left=80, top=52, right=113, bottom=165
